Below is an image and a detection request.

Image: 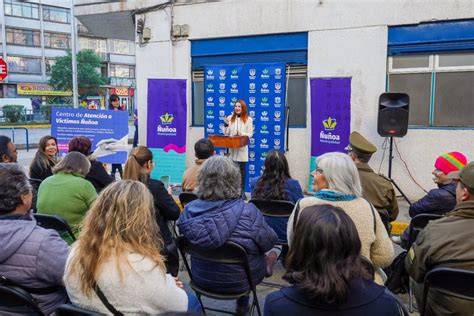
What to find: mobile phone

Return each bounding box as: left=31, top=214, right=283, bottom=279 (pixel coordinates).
left=160, top=175, right=170, bottom=189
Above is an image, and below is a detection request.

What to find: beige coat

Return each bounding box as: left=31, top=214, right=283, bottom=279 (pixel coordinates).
left=287, top=196, right=394, bottom=284
left=224, top=116, right=253, bottom=162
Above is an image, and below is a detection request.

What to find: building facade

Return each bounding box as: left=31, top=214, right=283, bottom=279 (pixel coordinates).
left=0, top=0, right=136, bottom=116
left=76, top=0, right=474, bottom=199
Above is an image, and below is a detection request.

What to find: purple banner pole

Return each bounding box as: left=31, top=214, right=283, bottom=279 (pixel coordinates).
left=147, top=79, right=187, bottom=183
left=308, top=77, right=351, bottom=190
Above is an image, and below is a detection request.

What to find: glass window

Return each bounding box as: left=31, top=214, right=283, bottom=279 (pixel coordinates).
left=45, top=58, right=56, bottom=74
left=433, top=72, right=474, bottom=127
left=7, top=56, right=41, bottom=74
left=438, top=53, right=474, bottom=68
left=6, top=28, right=40, bottom=47
left=4, top=0, right=39, bottom=19
left=108, top=39, right=135, bottom=55
left=388, top=73, right=432, bottom=126
left=110, top=64, right=135, bottom=78
left=43, top=5, right=70, bottom=23
left=392, top=55, right=430, bottom=69
left=44, top=32, right=70, bottom=49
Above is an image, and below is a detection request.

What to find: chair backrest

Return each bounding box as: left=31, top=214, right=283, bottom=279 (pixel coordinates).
left=423, top=267, right=474, bottom=314
left=175, top=236, right=255, bottom=289
left=408, top=213, right=443, bottom=244
left=179, top=192, right=198, bottom=208
left=0, top=284, right=43, bottom=315
left=33, top=214, right=76, bottom=241
left=56, top=304, right=104, bottom=316
left=249, top=199, right=295, bottom=217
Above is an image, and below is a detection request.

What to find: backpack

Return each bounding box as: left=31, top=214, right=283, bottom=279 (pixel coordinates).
left=385, top=251, right=409, bottom=294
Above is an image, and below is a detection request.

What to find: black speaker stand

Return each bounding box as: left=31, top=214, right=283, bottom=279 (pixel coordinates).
left=387, top=137, right=412, bottom=205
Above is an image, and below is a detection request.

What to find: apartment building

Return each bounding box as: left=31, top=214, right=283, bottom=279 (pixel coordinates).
left=0, top=0, right=135, bottom=114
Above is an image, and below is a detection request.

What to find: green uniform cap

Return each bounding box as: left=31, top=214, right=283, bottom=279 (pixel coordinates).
left=349, top=131, right=377, bottom=154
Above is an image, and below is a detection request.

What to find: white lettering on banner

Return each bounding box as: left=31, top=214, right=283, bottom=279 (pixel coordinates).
left=319, top=131, right=341, bottom=144
left=56, top=118, right=79, bottom=124
left=157, top=125, right=177, bottom=136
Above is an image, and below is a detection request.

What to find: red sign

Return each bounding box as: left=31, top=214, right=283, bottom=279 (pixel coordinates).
left=0, top=59, right=8, bottom=81
left=112, top=87, right=129, bottom=96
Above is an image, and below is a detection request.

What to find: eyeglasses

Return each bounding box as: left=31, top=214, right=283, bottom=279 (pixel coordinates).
left=312, top=168, right=323, bottom=175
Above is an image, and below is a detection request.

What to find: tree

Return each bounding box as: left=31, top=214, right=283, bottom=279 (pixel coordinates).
left=49, top=49, right=105, bottom=96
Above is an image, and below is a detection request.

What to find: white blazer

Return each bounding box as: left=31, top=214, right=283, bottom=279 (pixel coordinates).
left=223, top=116, right=254, bottom=162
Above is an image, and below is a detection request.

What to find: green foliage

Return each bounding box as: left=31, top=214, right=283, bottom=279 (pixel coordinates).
left=48, top=50, right=105, bottom=96
left=41, top=104, right=73, bottom=123
left=2, top=105, right=24, bottom=123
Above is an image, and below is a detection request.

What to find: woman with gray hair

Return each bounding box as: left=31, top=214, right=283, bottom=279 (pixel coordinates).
left=287, top=152, right=394, bottom=284
left=178, top=155, right=278, bottom=315
left=37, top=152, right=97, bottom=234
left=0, top=163, right=69, bottom=315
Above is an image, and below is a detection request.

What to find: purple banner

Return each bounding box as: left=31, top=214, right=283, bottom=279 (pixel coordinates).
left=310, top=77, right=351, bottom=156
left=309, top=78, right=351, bottom=189
left=147, top=79, right=187, bottom=183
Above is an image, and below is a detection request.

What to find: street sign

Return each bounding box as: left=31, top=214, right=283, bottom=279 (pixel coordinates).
left=0, top=58, right=8, bottom=81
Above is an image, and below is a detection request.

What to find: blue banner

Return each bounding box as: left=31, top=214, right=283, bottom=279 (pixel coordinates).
left=51, top=108, right=129, bottom=164
left=204, top=63, right=286, bottom=191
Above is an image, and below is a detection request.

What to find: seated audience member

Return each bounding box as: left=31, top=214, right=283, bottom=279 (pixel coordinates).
left=182, top=138, right=215, bottom=192
left=406, top=161, right=474, bottom=315
left=64, top=181, right=198, bottom=314
left=287, top=152, right=394, bottom=284
left=0, top=135, right=18, bottom=163
left=399, top=151, right=467, bottom=249
left=250, top=150, right=304, bottom=204
left=250, top=150, right=303, bottom=261
left=347, top=131, right=399, bottom=230
left=37, top=152, right=97, bottom=234
left=68, top=136, right=114, bottom=192
left=29, top=135, right=58, bottom=181
left=0, top=163, right=69, bottom=315
left=265, top=204, right=403, bottom=316
left=178, top=156, right=278, bottom=315
left=124, top=145, right=181, bottom=275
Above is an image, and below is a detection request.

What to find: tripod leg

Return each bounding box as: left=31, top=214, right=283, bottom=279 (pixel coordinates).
left=390, top=179, right=412, bottom=205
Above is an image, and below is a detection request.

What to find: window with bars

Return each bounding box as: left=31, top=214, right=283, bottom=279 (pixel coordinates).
left=43, top=5, right=70, bottom=23
left=387, top=52, right=474, bottom=127
left=6, top=28, right=40, bottom=47
left=4, top=0, right=39, bottom=19
left=192, top=65, right=307, bottom=127
left=44, top=32, right=71, bottom=49
left=7, top=56, right=41, bottom=74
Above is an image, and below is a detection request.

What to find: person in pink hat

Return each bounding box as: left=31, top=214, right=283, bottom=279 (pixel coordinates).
left=397, top=151, right=467, bottom=249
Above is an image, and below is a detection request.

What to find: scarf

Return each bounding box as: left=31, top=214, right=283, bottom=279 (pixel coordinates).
left=315, top=189, right=355, bottom=201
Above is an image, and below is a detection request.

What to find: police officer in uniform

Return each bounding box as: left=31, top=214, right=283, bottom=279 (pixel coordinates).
left=347, top=131, right=399, bottom=232
left=405, top=162, right=474, bottom=315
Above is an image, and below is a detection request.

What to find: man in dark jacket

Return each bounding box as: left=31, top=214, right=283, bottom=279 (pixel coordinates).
left=0, top=163, right=69, bottom=315
left=399, top=152, right=467, bottom=249
left=0, top=135, right=18, bottom=163
left=406, top=161, right=474, bottom=315
left=178, top=156, right=277, bottom=315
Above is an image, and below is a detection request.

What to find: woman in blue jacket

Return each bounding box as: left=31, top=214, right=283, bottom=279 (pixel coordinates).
left=178, top=156, right=278, bottom=315
left=264, top=204, right=404, bottom=316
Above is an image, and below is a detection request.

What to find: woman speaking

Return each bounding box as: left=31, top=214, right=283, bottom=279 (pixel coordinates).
left=223, top=99, right=253, bottom=198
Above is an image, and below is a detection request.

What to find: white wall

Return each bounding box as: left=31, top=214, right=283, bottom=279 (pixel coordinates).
left=136, top=0, right=474, bottom=199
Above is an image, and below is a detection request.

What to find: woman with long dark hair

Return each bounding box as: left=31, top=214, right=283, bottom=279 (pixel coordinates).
left=29, top=135, right=58, bottom=180
left=265, top=204, right=403, bottom=315
left=251, top=150, right=303, bottom=203
left=123, top=145, right=181, bottom=275
left=223, top=99, right=253, bottom=198
left=109, top=93, right=124, bottom=179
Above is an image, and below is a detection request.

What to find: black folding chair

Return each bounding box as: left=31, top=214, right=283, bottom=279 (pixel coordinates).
left=33, top=214, right=76, bottom=242
left=408, top=213, right=443, bottom=245
left=0, top=283, right=43, bottom=316
left=422, top=267, right=474, bottom=316
left=179, top=192, right=199, bottom=209
left=175, top=236, right=262, bottom=316
left=249, top=199, right=294, bottom=243
left=56, top=304, right=104, bottom=316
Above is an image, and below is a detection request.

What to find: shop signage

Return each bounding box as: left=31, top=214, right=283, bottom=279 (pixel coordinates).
left=113, top=87, right=129, bottom=96
left=17, top=84, right=72, bottom=96
left=0, top=58, right=8, bottom=81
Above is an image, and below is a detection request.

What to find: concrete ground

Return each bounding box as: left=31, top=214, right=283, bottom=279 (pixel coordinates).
left=11, top=127, right=417, bottom=315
